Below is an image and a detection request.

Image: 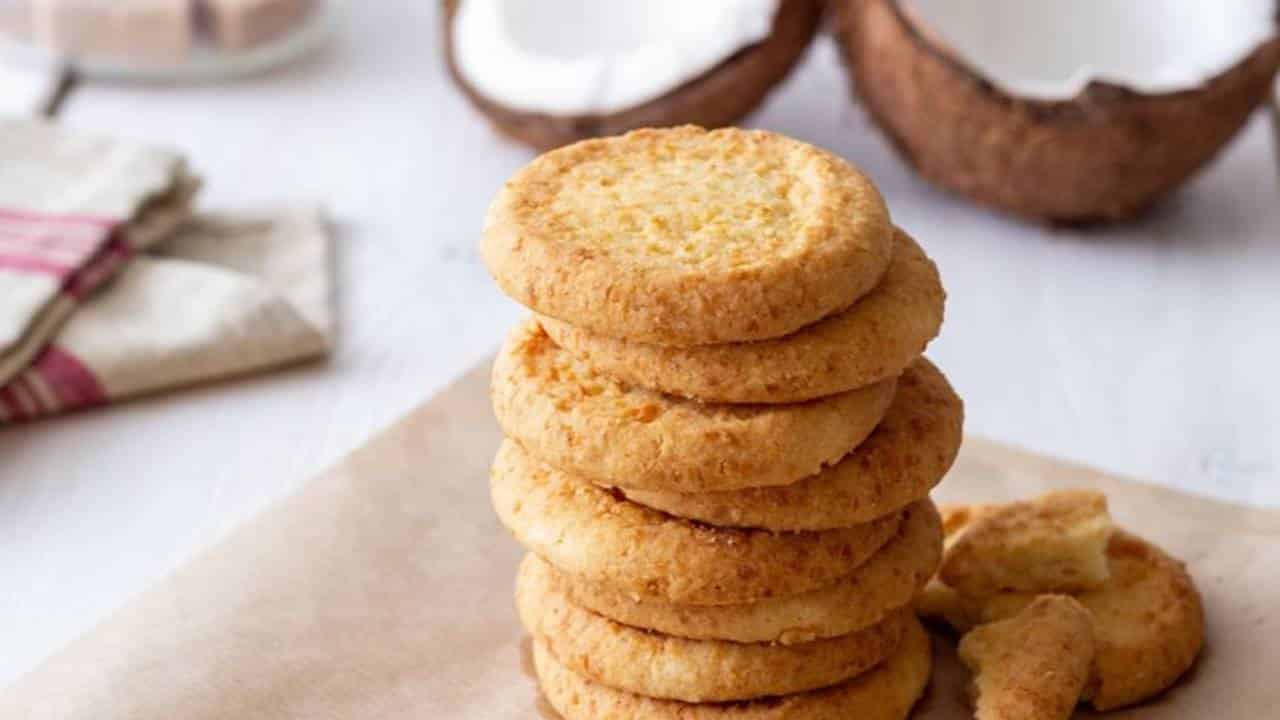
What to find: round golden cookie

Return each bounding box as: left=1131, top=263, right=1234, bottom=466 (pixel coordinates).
left=548, top=500, right=942, bottom=644
left=481, top=125, right=894, bottom=347
left=533, top=615, right=933, bottom=720
left=622, top=359, right=961, bottom=531
left=922, top=530, right=1205, bottom=712
left=490, top=440, right=902, bottom=606
left=517, top=554, right=910, bottom=702
left=539, top=227, right=944, bottom=404
left=492, top=318, right=897, bottom=493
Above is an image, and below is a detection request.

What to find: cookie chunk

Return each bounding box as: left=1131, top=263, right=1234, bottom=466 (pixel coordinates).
left=919, top=523, right=1205, bottom=711
left=959, top=595, right=1096, bottom=720
left=941, top=490, right=1113, bottom=595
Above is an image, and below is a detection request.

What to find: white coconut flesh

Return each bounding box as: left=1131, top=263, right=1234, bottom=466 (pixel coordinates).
left=904, top=0, right=1277, bottom=100
left=452, top=0, right=781, bottom=115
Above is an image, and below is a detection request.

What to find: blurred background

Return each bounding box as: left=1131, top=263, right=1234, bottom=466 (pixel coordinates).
left=0, top=0, right=1276, bottom=691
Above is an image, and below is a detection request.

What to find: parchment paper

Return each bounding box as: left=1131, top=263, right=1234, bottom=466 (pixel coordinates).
left=2, top=360, right=1277, bottom=719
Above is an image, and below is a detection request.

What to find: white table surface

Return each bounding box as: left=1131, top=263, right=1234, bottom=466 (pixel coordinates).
left=1, top=3, right=1278, bottom=690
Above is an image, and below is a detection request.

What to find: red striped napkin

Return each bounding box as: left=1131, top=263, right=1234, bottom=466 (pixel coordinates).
left=0, top=118, right=198, bottom=384
left=0, top=120, right=331, bottom=421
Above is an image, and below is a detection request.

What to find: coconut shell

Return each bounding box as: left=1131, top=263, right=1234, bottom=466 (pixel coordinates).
left=835, top=0, right=1280, bottom=223
left=443, top=0, right=823, bottom=151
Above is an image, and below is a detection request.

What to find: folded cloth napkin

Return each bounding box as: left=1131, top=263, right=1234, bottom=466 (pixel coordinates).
left=0, top=118, right=199, bottom=386
left=0, top=119, right=333, bottom=422
left=0, top=209, right=333, bottom=421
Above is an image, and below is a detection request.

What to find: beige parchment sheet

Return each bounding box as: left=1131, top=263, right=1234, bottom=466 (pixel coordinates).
left=2, top=361, right=1277, bottom=719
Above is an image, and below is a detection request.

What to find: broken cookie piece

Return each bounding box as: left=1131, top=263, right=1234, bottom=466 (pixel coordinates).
left=937, top=532, right=1206, bottom=711
left=941, top=490, right=1113, bottom=595
left=918, top=491, right=1206, bottom=712
left=958, top=595, right=1096, bottom=720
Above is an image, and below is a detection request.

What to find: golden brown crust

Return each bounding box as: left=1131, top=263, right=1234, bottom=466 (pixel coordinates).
left=918, top=525, right=1206, bottom=712
left=622, top=359, right=960, bottom=530
left=492, top=318, right=897, bottom=493
left=551, top=500, right=942, bottom=644
left=958, top=595, right=1096, bottom=720
left=491, top=440, right=903, bottom=606
left=539, top=228, right=943, bottom=404
left=835, top=0, right=1280, bottom=223
left=481, top=125, right=895, bottom=347
left=517, top=555, right=910, bottom=702
left=941, top=490, right=1113, bottom=595
left=443, top=0, right=824, bottom=152
left=533, top=616, right=933, bottom=720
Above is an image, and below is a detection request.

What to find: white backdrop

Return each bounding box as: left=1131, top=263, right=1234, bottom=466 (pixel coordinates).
left=1, top=4, right=1277, bottom=688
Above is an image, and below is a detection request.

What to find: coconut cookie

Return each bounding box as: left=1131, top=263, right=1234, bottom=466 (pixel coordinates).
left=492, top=319, right=897, bottom=493
left=622, top=359, right=960, bottom=531
left=491, top=440, right=902, bottom=606
left=548, top=500, right=941, bottom=644
left=445, top=0, right=824, bottom=151
left=539, top=228, right=943, bottom=404
left=481, top=126, right=895, bottom=346
left=533, top=615, right=933, bottom=720
left=958, top=595, right=1097, bottom=720
left=918, top=499, right=1205, bottom=712
left=517, top=555, right=910, bottom=702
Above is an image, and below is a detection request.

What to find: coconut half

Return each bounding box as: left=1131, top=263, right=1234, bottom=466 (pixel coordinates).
left=836, top=0, right=1280, bottom=223
left=444, top=0, right=823, bottom=150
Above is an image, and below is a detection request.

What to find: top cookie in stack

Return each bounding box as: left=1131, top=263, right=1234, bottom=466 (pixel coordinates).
left=484, top=126, right=944, bottom=403
left=483, top=126, right=961, bottom=720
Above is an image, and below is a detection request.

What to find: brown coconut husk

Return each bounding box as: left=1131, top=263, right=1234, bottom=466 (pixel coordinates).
left=442, top=0, right=824, bottom=151
left=834, top=0, right=1280, bottom=224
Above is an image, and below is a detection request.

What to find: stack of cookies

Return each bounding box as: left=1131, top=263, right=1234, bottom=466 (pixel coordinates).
left=482, top=126, right=963, bottom=719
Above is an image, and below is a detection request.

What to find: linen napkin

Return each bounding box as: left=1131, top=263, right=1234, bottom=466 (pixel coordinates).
left=0, top=208, right=333, bottom=421
left=0, top=117, right=199, bottom=386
